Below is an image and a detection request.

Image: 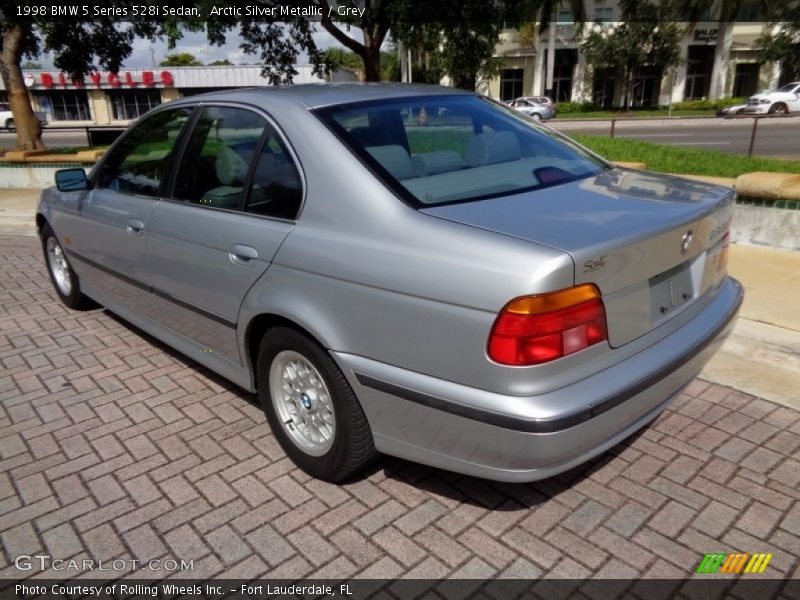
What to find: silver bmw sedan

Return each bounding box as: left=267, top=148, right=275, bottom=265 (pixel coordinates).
left=37, top=84, right=742, bottom=483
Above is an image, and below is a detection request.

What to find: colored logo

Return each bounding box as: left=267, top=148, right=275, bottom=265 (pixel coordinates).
left=696, top=552, right=773, bottom=574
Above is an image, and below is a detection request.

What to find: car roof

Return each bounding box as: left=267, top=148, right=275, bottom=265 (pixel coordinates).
left=168, top=83, right=476, bottom=110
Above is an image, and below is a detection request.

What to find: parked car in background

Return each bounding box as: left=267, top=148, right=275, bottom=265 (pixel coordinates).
left=37, top=84, right=741, bottom=483
left=716, top=103, right=747, bottom=117
left=743, top=82, right=800, bottom=115
left=509, top=96, right=556, bottom=120
left=0, top=102, right=48, bottom=130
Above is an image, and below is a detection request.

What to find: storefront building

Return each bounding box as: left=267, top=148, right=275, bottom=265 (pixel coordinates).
left=486, top=2, right=787, bottom=106
left=1, top=65, right=356, bottom=126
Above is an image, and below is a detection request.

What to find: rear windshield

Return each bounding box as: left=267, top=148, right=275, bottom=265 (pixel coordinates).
left=315, top=95, right=606, bottom=207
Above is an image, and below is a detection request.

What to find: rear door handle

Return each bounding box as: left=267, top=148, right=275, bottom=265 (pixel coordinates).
left=230, top=244, right=258, bottom=263
left=126, top=219, right=144, bottom=235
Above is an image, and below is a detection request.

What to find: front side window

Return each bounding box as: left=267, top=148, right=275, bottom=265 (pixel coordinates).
left=172, top=106, right=267, bottom=210
left=317, top=95, right=606, bottom=207
left=97, top=107, right=192, bottom=197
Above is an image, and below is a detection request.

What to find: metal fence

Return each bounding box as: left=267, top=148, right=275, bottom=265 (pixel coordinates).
left=548, top=113, right=800, bottom=158
left=2, top=115, right=799, bottom=159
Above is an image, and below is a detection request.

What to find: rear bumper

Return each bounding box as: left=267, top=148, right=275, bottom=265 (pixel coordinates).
left=336, top=277, right=743, bottom=482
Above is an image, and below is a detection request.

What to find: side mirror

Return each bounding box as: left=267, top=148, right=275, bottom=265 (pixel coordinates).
left=55, top=168, right=89, bottom=191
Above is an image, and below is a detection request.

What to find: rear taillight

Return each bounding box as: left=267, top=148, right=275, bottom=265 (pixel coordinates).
left=488, top=284, right=608, bottom=366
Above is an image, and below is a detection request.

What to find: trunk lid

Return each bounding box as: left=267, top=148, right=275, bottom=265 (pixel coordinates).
left=422, top=169, right=734, bottom=347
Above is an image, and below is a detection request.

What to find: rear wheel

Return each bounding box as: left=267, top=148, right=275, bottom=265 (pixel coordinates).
left=5, top=119, right=13, bottom=131
left=768, top=103, right=788, bottom=115
left=257, top=327, right=376, bottom=482
left=41, top=223, right=91, bottom=310
left=531, top=113, right=542, bottom=121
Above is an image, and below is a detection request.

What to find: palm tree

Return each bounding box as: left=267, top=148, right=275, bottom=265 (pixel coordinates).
left=527, top=0, right=588, bottom=99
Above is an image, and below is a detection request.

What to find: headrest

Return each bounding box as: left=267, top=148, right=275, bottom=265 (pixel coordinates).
left=366, top=145, right=416, bottom=180
left=412, top=150, right=465, bottom=176
left=216, top=146, right=249, bottom=186
left=465, top=131, right=522, bottom=167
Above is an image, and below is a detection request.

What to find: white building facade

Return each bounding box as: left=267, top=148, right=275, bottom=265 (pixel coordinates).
left=485, top=1, right=787, bottom=106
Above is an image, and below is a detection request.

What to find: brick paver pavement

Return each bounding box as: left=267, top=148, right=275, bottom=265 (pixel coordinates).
left=1, top=235, right=799, bottom=580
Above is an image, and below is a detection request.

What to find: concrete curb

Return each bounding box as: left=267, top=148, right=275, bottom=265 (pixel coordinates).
left=735, top=172, right=800, bottom=201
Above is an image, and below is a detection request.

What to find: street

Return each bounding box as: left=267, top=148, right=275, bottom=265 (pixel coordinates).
left=550, top=115, right=800, bottom=157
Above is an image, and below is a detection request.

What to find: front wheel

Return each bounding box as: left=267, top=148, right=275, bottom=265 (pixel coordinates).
left=769, top=103, right=788, bottom=115
left=5, top=119, right=13, bottom=131
left=257, top=327, right=376, bottom=482
left=41, top=224, right=91, bottom=310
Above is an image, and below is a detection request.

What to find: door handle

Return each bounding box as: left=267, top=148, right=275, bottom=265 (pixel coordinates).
left=126, top=219, right=144, bottom=235
left=230, top=244, right=258, bottom=263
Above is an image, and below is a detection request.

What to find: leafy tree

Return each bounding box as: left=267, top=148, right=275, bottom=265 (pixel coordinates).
left=392, top=0, right=505, bottom=90
left=207, top=59, right=233, bottom=66
left=199, top=15, right=328, bottom=85
left=581, top=2, right=683, bottom=109
left=21, top=60, right=41, bottom=69
left=315, top=0, right=398, bottom=82
left=756, top=22, right=800, bottom=82
left=0, top=5, right=175, bottom=150
left=325, top=47, right=399, bottom=81
left=324, top=47, right=366, bottom=77
left=159, top=52, right=203, bottom=66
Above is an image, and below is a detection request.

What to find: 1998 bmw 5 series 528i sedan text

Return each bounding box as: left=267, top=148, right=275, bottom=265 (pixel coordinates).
left=37, top=83, right=743, bottom=483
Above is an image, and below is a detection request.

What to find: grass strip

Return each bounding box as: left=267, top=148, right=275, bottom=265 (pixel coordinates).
left=571, top=135, right=800, bottom=178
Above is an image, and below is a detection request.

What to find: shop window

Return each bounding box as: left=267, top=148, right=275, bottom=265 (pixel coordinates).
left=500, top=69, right=524, bottom=102
left=556, top=10, right=573, bottom=24
left=593, top=7, right=614, bottom=23
left=43, top=91, right=91, bottom=121
left=733, top=63, right=759, bottom=97
left=109, top=90, right=162, bottom=121
left=684, top=45, right=714, bottom=100
left=592, top=69, right=616, bottom=107
left=549, top=49, right=577, bottom=102
left=630, top=67, right=662, bottom=107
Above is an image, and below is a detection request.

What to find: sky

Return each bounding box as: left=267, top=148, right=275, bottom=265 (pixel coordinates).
left=38, top=26, right=363, bottom=70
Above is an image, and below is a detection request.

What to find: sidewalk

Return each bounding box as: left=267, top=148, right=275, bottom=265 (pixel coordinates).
left=1, top=188, right=798, bottom=409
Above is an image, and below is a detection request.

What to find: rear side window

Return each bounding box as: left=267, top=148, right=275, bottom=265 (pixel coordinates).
left=172, top=106, right=266, bottom=210
left=97, top=108, right=192, bottom=197
left=245, top=131, right=303, bottom=220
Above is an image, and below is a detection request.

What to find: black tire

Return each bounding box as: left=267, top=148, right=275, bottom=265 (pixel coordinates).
left=531, top=113, right=542, bottom=121
left=768, top=103, right=787, bottom=115
left=41, top=223, right=91, bottom=310
left=257, top=326, right=377, bottom=482
left=5, top=119, right=13, bottom=131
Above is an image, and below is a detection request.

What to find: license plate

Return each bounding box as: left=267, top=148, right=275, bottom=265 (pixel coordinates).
left=649, top=261, right=693, bottom=322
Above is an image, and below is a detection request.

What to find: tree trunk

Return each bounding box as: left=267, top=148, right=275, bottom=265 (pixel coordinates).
left=0, top=25, right=46, bottom=151
left=361, top=30, right=382, bottom=82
